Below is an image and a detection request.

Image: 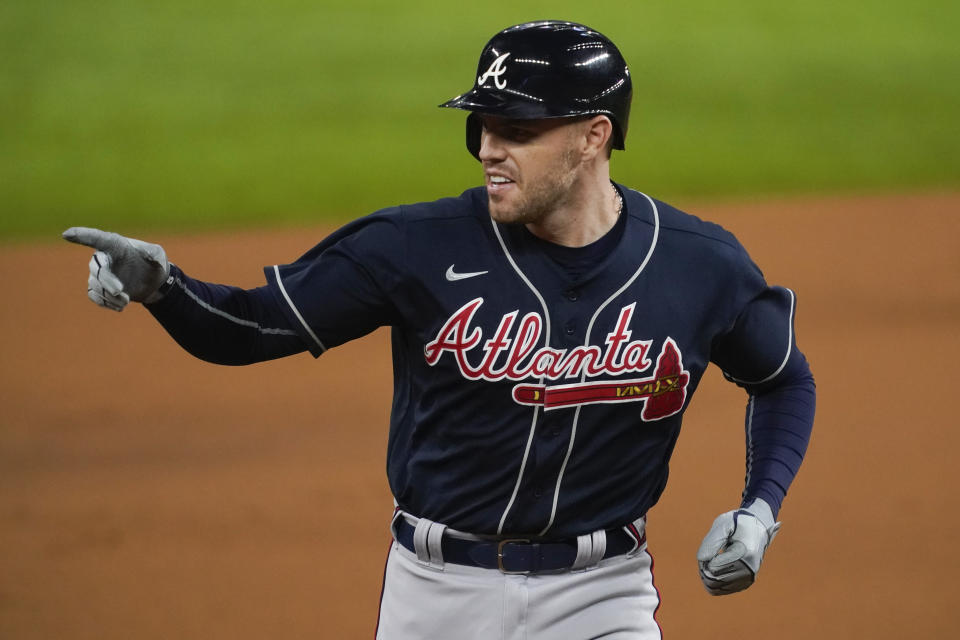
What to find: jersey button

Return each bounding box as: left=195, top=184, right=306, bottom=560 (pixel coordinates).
left=564, top=322, right=575, bottom=336
left=564, top=289, right=579, bottom=301
left=533, top=486, right=543, bottom=498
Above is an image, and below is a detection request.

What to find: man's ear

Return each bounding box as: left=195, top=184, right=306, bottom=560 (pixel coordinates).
left=582, top=115, right=614, bottom=159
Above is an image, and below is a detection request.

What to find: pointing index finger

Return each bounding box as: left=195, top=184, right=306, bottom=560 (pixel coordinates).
left=62, top=227, right=123, bottom=252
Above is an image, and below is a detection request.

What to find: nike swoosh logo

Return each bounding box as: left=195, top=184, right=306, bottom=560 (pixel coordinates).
left=445, top=264, right=489, bottom=282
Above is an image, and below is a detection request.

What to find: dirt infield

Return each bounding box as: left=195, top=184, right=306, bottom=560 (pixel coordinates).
left=1, top=192, right=958, bottom=638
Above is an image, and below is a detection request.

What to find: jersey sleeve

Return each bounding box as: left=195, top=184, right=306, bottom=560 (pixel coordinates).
left=705, top=231, right=816, bottom=518
left=145, top=264, right=309, bottom=365
left=263, top=207, right=407, bottom=356
left=710, top=283, right=816, bottom=518
left=710, top=285, right=798, bottom=390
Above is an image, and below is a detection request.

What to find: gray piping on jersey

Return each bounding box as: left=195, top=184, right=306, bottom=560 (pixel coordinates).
left=490, top=219, right=551, bottom=536
left=742, top=395, right=756, bottom=500
left=724, top=287, right=796, bottom=386
left=540, top=191, right=662, bottom=537
left=172, top=275, right=299, bottom=337
left=271, top=265, right=327, bottom=352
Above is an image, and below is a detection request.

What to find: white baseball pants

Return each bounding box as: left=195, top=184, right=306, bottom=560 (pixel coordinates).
left=375, top=527, right=663, bottom=639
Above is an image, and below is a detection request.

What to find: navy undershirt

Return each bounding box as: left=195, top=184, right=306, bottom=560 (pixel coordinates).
left=524, top=191, right=627, bottom=281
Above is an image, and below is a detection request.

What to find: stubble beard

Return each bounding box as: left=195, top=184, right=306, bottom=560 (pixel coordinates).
left=489, top=147, right=581, bottom=226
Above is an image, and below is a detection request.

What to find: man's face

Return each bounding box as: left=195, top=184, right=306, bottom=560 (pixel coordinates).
left=478, top=115, right=585, bottom=225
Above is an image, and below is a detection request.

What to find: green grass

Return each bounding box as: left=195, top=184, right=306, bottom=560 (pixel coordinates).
left=2, top=0, right=958, bottom=239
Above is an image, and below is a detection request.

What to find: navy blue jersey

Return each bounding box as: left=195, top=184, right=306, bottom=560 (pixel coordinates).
left=261, top=184, right=808, bottom=538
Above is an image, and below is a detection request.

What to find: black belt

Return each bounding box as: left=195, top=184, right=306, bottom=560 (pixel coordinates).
left=394, top=518, right=642, bottom=574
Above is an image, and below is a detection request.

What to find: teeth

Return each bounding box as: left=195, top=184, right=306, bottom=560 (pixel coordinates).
left=490, top=176, right=511, bottom=183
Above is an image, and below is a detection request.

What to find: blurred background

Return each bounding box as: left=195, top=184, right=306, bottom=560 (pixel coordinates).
left=2, top=1, right=959, bottom=638
left=2, top=0, right=958, bottom=239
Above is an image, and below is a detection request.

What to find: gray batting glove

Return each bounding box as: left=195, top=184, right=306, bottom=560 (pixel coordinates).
left=63, top=227, right=170, bottom=311
left=696, top=497, right=781, bottom=595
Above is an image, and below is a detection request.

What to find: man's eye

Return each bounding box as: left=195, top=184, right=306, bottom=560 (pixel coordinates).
left=505, top=128, right=534, bottom=142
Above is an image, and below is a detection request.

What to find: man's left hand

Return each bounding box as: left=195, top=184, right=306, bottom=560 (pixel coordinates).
left=696, top=498, right=781, bottom=595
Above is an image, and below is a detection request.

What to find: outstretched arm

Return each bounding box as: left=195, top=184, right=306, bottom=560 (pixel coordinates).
left=63, top=227, right=307, bottom=365
left=144, top=265, right=307, bottom=364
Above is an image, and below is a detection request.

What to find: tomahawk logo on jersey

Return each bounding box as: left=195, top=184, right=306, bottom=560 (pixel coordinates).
left=424, top=297, right=690, bottom=420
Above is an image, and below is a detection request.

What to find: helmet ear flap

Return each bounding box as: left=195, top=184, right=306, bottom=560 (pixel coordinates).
left=466, top=113, right=482, bottom=160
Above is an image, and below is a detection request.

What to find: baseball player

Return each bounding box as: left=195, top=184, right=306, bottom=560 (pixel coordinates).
left=64, top=21, right=815, bottom=639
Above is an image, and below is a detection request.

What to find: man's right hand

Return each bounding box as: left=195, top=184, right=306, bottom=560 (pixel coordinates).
left=63, top=227, right=171, bottom=311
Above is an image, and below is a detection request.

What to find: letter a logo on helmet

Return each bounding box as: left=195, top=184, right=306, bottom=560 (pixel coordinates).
left=440, top=21, right=633, bottom=160
left=478, top=52, right=510, bottom=89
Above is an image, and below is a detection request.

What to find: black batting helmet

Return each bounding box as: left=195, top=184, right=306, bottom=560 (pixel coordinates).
left=440, top=21, right=632, bottom=159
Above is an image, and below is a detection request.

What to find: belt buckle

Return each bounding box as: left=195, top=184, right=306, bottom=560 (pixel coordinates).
left=497, top=538, right=531, bottom=575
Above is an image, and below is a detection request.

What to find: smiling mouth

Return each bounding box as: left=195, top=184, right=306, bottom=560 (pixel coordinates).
left=487, top=175, right=515, bottom=193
